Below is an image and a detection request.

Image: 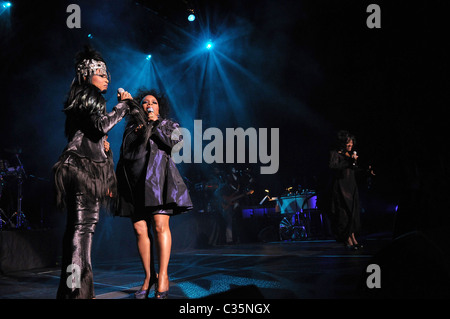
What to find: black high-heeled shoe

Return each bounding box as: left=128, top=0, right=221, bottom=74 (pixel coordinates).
left=345, top=244, right=358, bottom=250
left=155, top=289, right=169, bottom=299
left=154, top=277, right=169, bottom=299
left=134, top=288, right=149, bottom=299
left=134, top=275, right=158, bottom=299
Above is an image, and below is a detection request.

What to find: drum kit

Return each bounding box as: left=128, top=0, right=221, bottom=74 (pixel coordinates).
left=0, top=150, right=28, bottom=230
left=277, top=186, right=321, bottom=241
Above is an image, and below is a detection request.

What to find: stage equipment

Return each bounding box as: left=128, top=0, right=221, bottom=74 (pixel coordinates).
left=259, top=189, right=277, bottom=205
left=189, top=180, right=220, bottom=214
left=279, top=213, right=307, bottom=240
left=222, top=189, right=254, bottom=211
left=276, top=192, right=322, bottom=240
left=0, top=152, right=28, bottom=229
left=187, top=8, right=195, bottom=22
left=276, top=193, right=317, bottom=214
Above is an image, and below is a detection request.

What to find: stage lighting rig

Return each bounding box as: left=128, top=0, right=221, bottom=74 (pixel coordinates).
left=187, top=8, right=195, bottom=22
left=206, top=40, right=213, bottom=50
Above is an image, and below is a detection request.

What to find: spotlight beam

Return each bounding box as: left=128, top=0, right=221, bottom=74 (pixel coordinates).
left=210, top=53, right=243, bottom=117
left=214, top=50, right=264, bottom=87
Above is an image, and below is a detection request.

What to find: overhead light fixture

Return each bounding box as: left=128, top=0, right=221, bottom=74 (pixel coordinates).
left=187, top=8, right=195, bottom=22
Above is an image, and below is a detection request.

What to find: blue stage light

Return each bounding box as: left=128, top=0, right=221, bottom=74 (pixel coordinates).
left=2, top=1, right=11, bottom=8
left=206, top=41, right=213, bottom=50
left=146, top=54, right=152, bottom=60
left=188, top=14, right=195, bottom=22
left=87, top=33, right=93, bottom=39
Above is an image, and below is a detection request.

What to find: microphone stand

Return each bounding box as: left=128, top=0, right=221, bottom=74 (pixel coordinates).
left=15, top=153, right=27, bottom=229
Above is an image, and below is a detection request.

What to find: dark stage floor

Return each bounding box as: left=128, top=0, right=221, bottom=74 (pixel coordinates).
left=0, top=234, right=391, bottom=300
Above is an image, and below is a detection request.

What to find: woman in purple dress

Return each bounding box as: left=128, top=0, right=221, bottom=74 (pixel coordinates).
left=116, top=88, right=192, bottom=299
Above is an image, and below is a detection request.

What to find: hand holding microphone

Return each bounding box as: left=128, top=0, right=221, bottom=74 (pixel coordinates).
left=352, top=151, right=358, bottom=166
left=117, top=88, right=132, bottom=102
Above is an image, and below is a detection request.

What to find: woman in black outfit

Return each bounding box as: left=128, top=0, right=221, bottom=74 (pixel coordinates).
left=53, top=46, right=132, bottom=299
left=328, top=130, right=363, bottom=250
left=116, top=88, right=192, bottom=299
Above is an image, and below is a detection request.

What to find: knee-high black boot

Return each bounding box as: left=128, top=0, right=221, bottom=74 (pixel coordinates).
left=57, top=194, right=100, bottom=299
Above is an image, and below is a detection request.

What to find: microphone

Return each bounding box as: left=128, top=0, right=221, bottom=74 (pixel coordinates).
left=352, top=151, right=357, bottom=166
left=117, top=88, right=127, bottom=102
left=146, top=107, right=154, bottom=125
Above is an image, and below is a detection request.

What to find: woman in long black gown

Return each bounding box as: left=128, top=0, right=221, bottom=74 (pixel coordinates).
left=328, top=130, right=362, bottom=250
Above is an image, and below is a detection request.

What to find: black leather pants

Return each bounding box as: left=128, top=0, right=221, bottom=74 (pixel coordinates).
left=57, top=193, right=100, bottom=299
